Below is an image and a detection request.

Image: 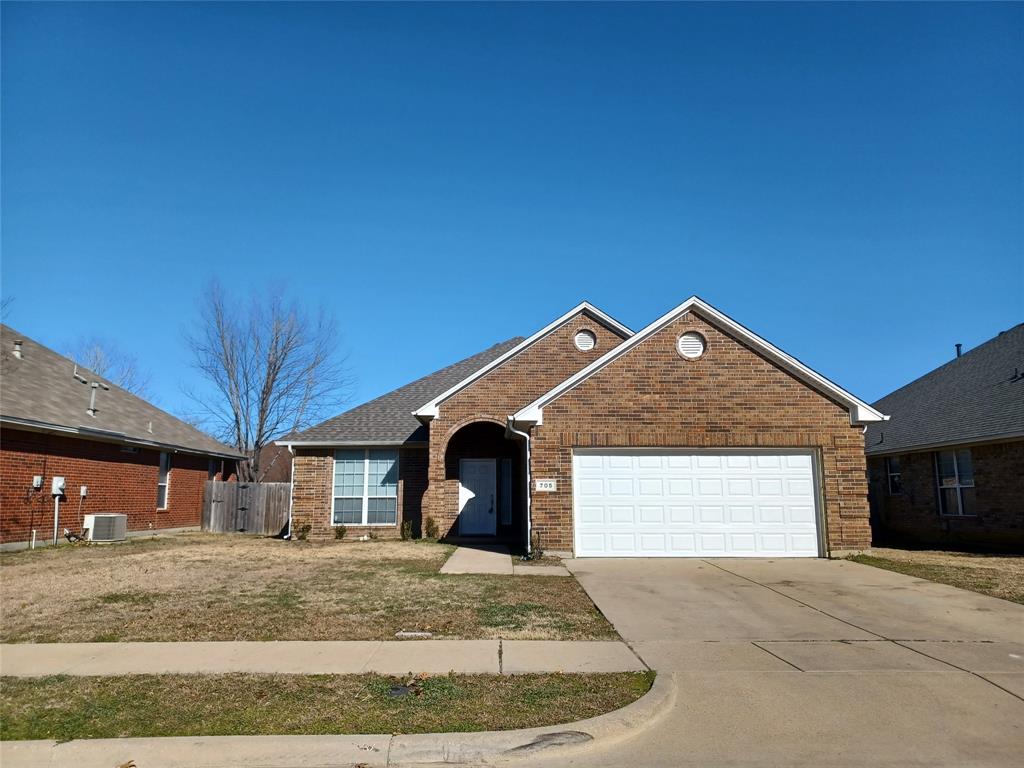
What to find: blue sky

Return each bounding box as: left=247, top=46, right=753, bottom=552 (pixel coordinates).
left=2, top=2, right=1021, bottom=421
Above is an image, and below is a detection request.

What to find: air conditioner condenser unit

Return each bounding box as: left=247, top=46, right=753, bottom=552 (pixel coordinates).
left=83, top=513, right=128, bottom=542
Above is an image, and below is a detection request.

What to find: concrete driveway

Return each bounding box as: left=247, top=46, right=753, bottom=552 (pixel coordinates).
left=541, top=557, right=1024, bottom=768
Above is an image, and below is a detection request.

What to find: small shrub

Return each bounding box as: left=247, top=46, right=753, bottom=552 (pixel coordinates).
left=295, top=524, right=312, bottom=542
left=334, top=525, right=347, bottom=540
left=424, top=516, right=439, bottom=540
left=400, top=520, right=413, bottom=540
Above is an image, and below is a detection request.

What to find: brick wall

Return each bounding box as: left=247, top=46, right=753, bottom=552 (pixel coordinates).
left=867, top=440, right=1024, bottom=551
left=530, top=310, right=871, bottom=553
left=290, top=444, right=426, bottom=540
left=423, top=313, right=631, bottom=536
left=0, top=428, right=212, bottom=544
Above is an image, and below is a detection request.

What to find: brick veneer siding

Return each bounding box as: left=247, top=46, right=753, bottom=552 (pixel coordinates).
left=290, top=444, right=426, bottom=540
left=867, top=440, right=1024, bottom=551
left=424, top=313, right=631, bottom=537
left=0, top=428, right=214, bottom=544
left=529, top=310, right=871, bottom=554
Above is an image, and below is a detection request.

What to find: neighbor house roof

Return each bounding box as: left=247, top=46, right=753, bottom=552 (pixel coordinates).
left=513, top=296, right=887, bottom=427
left=411, top=302, right=632, bottom=421
left=0, top=324, right=242, bottom=458
left=865, top=323, right=1024, bottom=456
left=281, top=337, right=526, bottom=446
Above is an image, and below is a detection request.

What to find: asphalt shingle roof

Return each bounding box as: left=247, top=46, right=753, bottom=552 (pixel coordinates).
left=865, top=323, right=1024, bottom=455
left=1, top=324, right=242, bottom=458
left=289, top=337, right=526, bottom=444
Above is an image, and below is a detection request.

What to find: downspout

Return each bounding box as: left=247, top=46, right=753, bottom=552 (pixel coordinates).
left=285, top=445, right=295, bottom=539
left=505, top=419, right=533, bottom=556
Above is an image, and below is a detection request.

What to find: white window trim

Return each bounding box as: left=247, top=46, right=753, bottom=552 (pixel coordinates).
left=157, top=452, right=171, bottom=510
left=935, top=450, right=975, bottom=517
left=332, top=448, right=399, bottom=527
left=885, top=456, right=902, bottom=495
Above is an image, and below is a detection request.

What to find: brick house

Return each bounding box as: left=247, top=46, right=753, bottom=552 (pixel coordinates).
left=282, top=297, right=886, bottom=557
left=0, top=324, right=242, bottom=548
left=865, top=324, right=1024, bottom=551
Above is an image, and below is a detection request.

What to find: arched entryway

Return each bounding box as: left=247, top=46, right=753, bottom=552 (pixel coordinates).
left=443, top=421, right=525, bottom=542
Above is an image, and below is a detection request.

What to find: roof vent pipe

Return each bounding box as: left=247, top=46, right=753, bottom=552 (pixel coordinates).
left=12, top=340, right=22, bottom=359
left=955, top=343, right=962, bottom=358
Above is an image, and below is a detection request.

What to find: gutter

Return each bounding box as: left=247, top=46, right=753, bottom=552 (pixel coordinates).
left=285, top=445, right=295, bottom=539
left=505, top=418, right=533, bottom=556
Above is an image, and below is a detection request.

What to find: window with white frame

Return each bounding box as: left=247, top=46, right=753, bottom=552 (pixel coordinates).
left=157, top=452, right=171, bottom=509
left=885, top=456, right=902, bottom=495
left=333, top=449, right=399, bottom=525
left=935, top=449, right=975, bottom=516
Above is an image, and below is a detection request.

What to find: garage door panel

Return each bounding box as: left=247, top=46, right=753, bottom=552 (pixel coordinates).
left=573, top=451, right=820, bottom=558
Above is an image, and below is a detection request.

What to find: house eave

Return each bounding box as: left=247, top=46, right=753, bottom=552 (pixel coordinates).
left=512, top=296, right=888, bottom=428
left=0, top=415, right=244, bottom=460
left=865, top=430, right=1024, bottom=457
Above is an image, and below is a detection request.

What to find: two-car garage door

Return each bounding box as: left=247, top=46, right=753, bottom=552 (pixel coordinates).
left=572, top=451, right=821, bottom=557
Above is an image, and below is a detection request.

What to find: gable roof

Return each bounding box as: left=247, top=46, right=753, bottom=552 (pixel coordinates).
left=412, top=301, right=632, bottom=421
left=865, top=323, right=1024, bottom=456
left=281, top=337, right=525, bottom=446
left=0, top=324, right=242, bottom=458
left=513, top=296, right=887, bottom=427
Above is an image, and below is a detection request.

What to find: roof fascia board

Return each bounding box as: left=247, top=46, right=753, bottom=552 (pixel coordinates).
left=276, top=439, right=423, bottom=448
left=865, top=430, right=1024, bottom=457
left=411, top=301, right=632, bottom=421
left=0, top=416, right=244, bottom=459
left=514, top=296, right=887, bottom=427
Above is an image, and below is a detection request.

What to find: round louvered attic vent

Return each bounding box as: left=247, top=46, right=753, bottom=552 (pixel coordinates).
left=677, top=332, right=706, bottom=359
left=574, top=330, right=597, bottom=351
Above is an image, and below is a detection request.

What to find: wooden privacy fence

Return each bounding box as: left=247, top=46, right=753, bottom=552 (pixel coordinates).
left=202, top=480, right=290, bottom=535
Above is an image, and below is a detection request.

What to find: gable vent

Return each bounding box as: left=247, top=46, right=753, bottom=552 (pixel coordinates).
left=573, top=330, right=597, bottom=351
left=677, top=332, right=706, bottom=359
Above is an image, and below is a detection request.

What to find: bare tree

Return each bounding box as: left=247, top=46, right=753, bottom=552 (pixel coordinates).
left=185, top=282, right=351, bottom=481
left=1, top=295, right=14, bottom=320
left=66, top=337, right=153, bottom=398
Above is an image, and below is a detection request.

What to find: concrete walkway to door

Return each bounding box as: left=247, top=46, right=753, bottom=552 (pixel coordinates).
left=440, top=544, right=571, bottom=576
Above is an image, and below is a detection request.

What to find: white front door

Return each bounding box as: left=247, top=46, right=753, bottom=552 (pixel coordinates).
left=573, top=451, right=821, bottom=557
left=459, top=459, right=497, bottom=535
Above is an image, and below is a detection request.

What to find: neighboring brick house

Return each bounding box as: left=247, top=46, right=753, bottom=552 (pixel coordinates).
left=283, top=298, right=885, bottom=557
left=0, top=324, right=242, bottom=548
left=865, top=324, right=1024, bottom=552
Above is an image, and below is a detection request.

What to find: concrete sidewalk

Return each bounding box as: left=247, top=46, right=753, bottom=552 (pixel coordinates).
left=0, top=639, right=646, bottom=677
left=440, top=544, right=571, bottom=576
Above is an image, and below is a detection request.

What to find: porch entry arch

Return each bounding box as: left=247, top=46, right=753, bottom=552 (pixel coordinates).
left=443, top=420, right=525, bottom=541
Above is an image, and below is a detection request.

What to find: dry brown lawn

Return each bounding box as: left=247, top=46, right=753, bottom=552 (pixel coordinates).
left=0, top=534, right=616, bottom=642
left=851, top=548, right=1024, bottom=604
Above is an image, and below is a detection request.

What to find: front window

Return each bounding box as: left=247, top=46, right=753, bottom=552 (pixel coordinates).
left=157, top=452, right=171, bottom=509
left=885, top=456, right=902, bottom=495
left=333, top=449, right=398, bottom=525
left=935, top=449, right=975, bottom=516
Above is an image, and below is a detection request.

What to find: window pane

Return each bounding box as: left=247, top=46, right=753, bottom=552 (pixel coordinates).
left=367, top=497, right=397, bottom=525
left=157, top=484, right=167, bottom=509
left=334, top=450, right=365, bottom=497
left=887, top=456, right=901, bottom=475
left=936, top=452, right=957, bottom=486
left=159, top=452, right=171, bottom=482
left=333, top=497, right=362, bottom=525
left=367, top=450, right=398, bottom=497
left=959, top=487, right=976, bottom=516
left=888, top=475, right=903, bottom=495
left=956, top=450, right=974, bottom=486
left=939, top=487, right=961, bottom=516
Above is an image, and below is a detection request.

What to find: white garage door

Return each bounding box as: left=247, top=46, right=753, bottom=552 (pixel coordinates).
left=573, top=452, right=821, bottom=558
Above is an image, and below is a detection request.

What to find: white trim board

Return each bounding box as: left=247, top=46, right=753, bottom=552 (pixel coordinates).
left=411, top=301, right=633, bottom=422
left=513, top=296, right=887, bottom=427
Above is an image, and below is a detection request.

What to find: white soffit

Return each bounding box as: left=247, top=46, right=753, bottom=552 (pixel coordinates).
left=411, top=301, right=633, bottom=421
left=513, top=296, right=888, bottom=427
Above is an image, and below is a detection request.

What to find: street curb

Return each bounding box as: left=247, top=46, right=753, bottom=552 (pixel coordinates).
left=389, top=671, right=675, bottom=765
left=0, top=673, right=675, bottom=768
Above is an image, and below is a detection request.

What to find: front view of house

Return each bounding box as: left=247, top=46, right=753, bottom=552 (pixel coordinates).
left=283, top=297, right=885, bottom=557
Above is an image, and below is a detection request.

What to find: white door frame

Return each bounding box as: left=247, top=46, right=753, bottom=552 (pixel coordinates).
left=459, top=458, right=497, bottom=536
left=571, top=447, right=825, bottom=558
